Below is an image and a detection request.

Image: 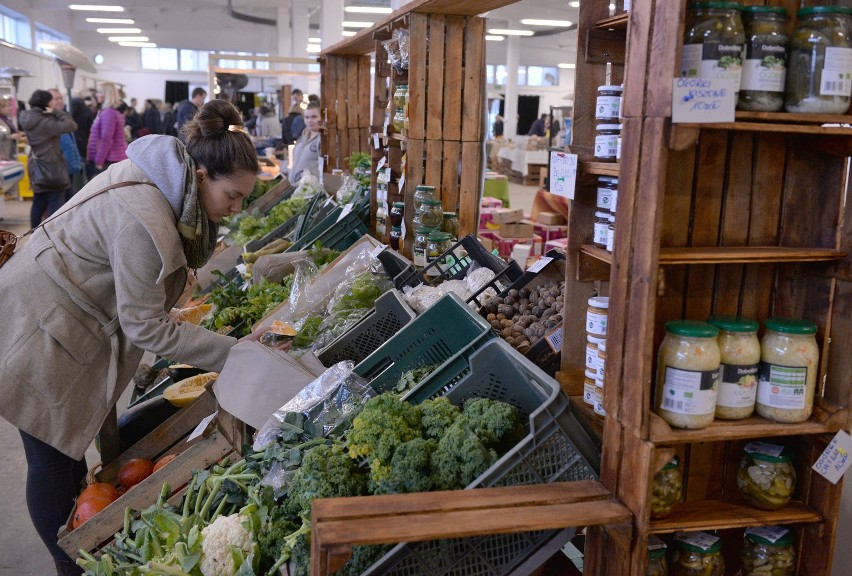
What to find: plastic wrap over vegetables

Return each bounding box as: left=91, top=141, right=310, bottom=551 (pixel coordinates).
left=402, top=262, right=497, bottom=313
left=335, top=174, right=361, bottom=205
left=291, top=172, right=324, bottom=200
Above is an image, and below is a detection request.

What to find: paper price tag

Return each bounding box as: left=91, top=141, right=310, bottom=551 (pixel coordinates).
left=398, top=173, right=405, bottom=193
left=376, top=156, right=387, bottom=171
left=549, top=152, right=577, bottom=200
left=187, top=412, right=218, bottom=442
left=373, top=133, right=381, bottom=149
left=236, top=263, right=248, bottom=275
left=744, top=441, right=785, bottom=458
left=813, top=429, right=852, bottom=484
left=383, top=121, right=389, bottom=137
left=527, top=256, right=553, bottom=274
left=370, top=244, right=387, bottom=259
left=337, top=203, right=354, bottom=223
left=672, top=77, right=737, bottom=123
left=545, top=325, right=564, bottom=354
left=675, top=531, right=719, bottom=551
left=745, top=526, right=789, bottom=543
left=324, top=195, right=336, bottom=207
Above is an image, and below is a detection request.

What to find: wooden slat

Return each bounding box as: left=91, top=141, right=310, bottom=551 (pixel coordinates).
left=426, top=14, right=446, bottom=140
left=335, top=57, right=348, bottom=132
left=585, top=28, right=627, bottom=65
left=357, top=55, right=371, bottom=129
left=676, top=122, right=852, bottom=136
left=799, top=436, right=844, bottom=575
left=620, top=1, right=651, bottom=119
left=346, top=57, right=359, bottom=128
left=646, top=0, right=686, bottom=118
left=408, top=13, right=428, bottom=140
left=648, top=500, right=822, bottom=534
left=461, top=17, right=485, bottom=142
left=425, top=139, right=443, bottom=191
left=441, top=140, right=461, bottom=212
left=442, top=16, right=465, bottom=141
left=580, top=244, right=846, bottom=266
left=579, top=161, right=620, bottom=176
left=459, top=142, right=482, bottom=238
left=338, top=128, right=350, bottom=172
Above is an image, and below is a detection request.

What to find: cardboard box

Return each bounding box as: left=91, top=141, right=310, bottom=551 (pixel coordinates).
left=477, top=235, right=494, bottom=252
left=537, top=211, right=566, bottom=226
left=534, top=223, right=568, bottom=243
left=493, top=232, right=544, bottom=258
left=545, top=237, right=569, bottom=254
left=481, top=197, right=504, bottom=208
left=491, top=207, right=525, bottom=224
left=499, top=221, right=535, bottom=239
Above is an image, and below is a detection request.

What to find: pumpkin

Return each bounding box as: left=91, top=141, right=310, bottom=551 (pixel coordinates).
left=152, top=453, right=177, bottom=472
left=163, top=372, right=218, bottom=408
left=118, top=458, right=154, bottom=489
left=78, top=482, right=119, bottom=505
left=72, top=496, right=112, bottom=528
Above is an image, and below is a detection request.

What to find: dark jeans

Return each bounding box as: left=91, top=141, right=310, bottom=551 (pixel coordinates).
left=18, top=431, right=87, bottom=576
left=30, top=189, right=67, bottom=228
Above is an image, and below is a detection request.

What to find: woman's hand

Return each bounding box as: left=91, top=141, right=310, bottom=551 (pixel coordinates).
left=44, top=106, right=53, bottom=114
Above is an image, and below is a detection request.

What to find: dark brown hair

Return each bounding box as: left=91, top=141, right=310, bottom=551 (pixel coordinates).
left=305, top=101, right=321, bottom=112
left=28, top=89, right=53, bottom=111
left=182, top=99, right=259, bottom=180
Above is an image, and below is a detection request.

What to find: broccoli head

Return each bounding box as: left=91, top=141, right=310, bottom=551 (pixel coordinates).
left=419, top=397, right=461, bottom=441
left=462, top=398, right=524, bottom=452
left=285, top=442, right=368, bottom=518
left=346, top=394, right=422, bottom=465
left=371, top=437, right=437, bottom=495
left=431, top=417, right=498, bottom=490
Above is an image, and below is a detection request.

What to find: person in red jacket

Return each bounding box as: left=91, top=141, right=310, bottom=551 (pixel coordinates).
left=86, top=82, right=127, bottom=178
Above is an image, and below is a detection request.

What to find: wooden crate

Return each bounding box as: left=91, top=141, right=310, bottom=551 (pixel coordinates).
left=320, top=54, right=371, bottom=172
left=57, top=390, right=244, bottom=556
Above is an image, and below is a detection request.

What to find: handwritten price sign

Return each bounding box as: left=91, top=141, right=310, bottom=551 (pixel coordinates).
left=549, top=152, right=577, bottom=200
left=813, top=430, right=852, bottom=484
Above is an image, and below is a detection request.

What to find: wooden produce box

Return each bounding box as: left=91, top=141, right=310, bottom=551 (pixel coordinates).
left=57, top=390, right=245, bottom=555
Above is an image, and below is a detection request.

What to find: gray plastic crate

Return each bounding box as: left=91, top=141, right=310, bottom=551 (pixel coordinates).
left=362, top=339, right=600, bottom=576
left=316, top=290, right=416, bottom=367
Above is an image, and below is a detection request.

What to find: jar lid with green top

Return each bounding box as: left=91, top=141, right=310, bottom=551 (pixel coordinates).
left=742, top=5, right=786, bottom=16
left=798, top=5, right=852, bottom=17
left=443, top=211, right=457, bottom=219
left=648, top=545, right=667, bottom=560
left=392, top=201, right=405, bottom=208
left=674, top=531, right=722, bottom=553
left=421, top=199, right=442, bottom=206
left=764, top=318, right=817, bottom=335
left=744, top=441, right=792, bottom=463
left=665, top=320, right=719, bottom=338
left=415, top=226, right=435, bottom=234
left=391, top=225, right=401, bottom=231
left=745, top=526, right=793, bottom=547
left=428, top=230, right=452, bottom=242
left=689, top=1, right=743, bottom=10
left=707, top=316, right=759, bottom=333
left=662, top=455, right=680, bottom=471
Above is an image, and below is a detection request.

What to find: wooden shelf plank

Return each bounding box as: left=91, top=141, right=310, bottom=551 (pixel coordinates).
left=649, top=500, right=823, bottom=534
left=594, top=13, right=629, bottom=31
left=579, top=161, right=620, bottom=177
left=676, top=121, right=852, bottom=136
left=570, top=396, right=604, bottom=441
left=581, top=244, right=847, bottom=266
left=735, top=111, right=852, bottom=125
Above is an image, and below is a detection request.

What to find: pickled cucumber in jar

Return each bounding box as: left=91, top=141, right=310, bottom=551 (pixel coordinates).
left=671, top=532, right=724, bottom=576
left=682, top=2, right=746, bottom=97
left=651, top=456, right=683, bottom=519
left=647, top=538, right=668, bottom=576
left=741, top=526, right=795, bottom=576
left=736, top=442, right=796, bottom=511
left=738, top=6, right=788, bottom=111
left=786, top=6, right=852, bottom=114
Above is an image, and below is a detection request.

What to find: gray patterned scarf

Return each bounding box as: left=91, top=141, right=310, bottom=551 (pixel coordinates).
left=175, top=144, right=217, bottom=269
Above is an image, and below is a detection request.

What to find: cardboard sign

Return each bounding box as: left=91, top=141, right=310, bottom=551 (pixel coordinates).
left=813, top=430, right=852, bottom=484
left=549, top=152, right=577, bottom=199
left=672, top=77, right=737, bottom=123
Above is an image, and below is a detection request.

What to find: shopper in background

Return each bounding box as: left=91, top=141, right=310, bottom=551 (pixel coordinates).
left=142, top=98, right=162, bottom=136
left=493, top=115, right=504, bottom=139
left=175, top=87, right=207, bottom=139
left=0, top=100, right=258, bottom=576
left=282, top=100, right=304, bottom=145
left=48, top=90, right=84, bottom=200
left=86, top=83, right=127, bottom=178
left=124, top=102, right=144, bottom=140
left=0, top=97, right=22, bottom=160
left=19, top=89, right=77, bottom=228
left=257, top=105, right=282, bottom=140
left=527, top=113, right=548, bottom=137
left=288, top=101, right=322, bottom=182
left=70, top=93, right=94, bottom=160
left=161, top=102, right=178, bottom=137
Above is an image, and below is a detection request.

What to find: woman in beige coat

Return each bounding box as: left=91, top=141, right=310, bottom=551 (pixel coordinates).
left=0, top=100, right=258, bottom=575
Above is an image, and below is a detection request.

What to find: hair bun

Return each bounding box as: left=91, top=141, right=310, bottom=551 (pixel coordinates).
left=192, top=99, right=244, bottom=139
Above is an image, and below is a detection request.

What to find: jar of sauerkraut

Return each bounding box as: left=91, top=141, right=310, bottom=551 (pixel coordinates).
left=707, top=316, right=760, bottom=420
left=757, top=318, right=819, bottom=423
left=655, top=321, right=721, bottom=429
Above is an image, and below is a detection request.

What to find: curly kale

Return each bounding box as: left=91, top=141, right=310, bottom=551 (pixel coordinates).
left=419, top=397, right=461, bottom=441
left=370, top=437, right=437, bottom=495
left=284, top=443, right=368, bottom=518
left=462, top=398, right=524, bottom=452
left=431, top=416, right=498, bottom=491
left=340, top=544, right=395, bottom=576
left=256, top=506, right=302, bottom=573
left=288, top=529, right=311, bottom=576
left=346, top=394, right=422, bottom=465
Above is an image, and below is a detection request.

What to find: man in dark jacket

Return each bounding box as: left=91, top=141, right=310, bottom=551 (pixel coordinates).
left=142, top=99, right=162, bottom=135
left=528, top=113, right=548, bottom=137
left=175, top=87, right=207, bottom=140
left=70, top=95, right=94, bottom=159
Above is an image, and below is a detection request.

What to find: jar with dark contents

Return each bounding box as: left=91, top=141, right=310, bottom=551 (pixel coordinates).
left=738, top=6, right=788, bottom=111
left=389, top=202, right=405, bottom=228
left=671, top=532, right=724, bottom=576
left=651, top=456, right=683, bottom=519
left=389, top=225, right=403, bottom=251
left=741, top=526, right=795, bottom=576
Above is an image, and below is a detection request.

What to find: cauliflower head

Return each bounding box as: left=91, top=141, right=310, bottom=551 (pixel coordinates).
left=200, top=513, right=254, bottom=576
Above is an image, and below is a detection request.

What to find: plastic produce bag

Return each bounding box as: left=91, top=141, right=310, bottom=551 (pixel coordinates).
left=394, top=28, right=410, bottom=70
left=291, top=172, right=324, bottom=200
left=287, top=258, right=321, bottom=316
left=402, top=263, right=497, bottom=313
left=335, top=174, right=360, bottom=205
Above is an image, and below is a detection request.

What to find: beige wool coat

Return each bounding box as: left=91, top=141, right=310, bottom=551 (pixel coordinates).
left=0, top=157, right=236, bottom=459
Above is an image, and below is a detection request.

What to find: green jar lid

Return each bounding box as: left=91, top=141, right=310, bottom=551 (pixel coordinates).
left=764, top=318, right=817, bottom=335
left=675, top=532, right=722, bottom=554
left=742, top=6, right=786, bottom=16
left=798, top=6, right=852, bottom=17
left=443, top=211, right=458, bottom=219
left=745, top=527, right=794, bottom=547
left=396, top=84, right=408, bottom=89
left=648, top=545, right=667, bottom=560
left=415, top=185, right=436, bottom=191
left=392, top=201, right=405, bottom=208
left=707, top=316, right=759, bottom=333
left=744, top=441, right=792, bottom=463
left=428, top=231, right=452, bottom=242
left=422, top=199, right=443, bottom=206
left=391, top=225, right=401, bottom=231
left=665, top=320, right=719, bottom=339
left=662, top=455, right=680, bottom=471
left=415, top=226, right=435, bottom=234
left=689, top=2, right=743, bottom=11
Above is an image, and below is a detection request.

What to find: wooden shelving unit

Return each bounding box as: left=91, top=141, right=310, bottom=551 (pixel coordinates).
left=567, top=1, right=852, bottom=575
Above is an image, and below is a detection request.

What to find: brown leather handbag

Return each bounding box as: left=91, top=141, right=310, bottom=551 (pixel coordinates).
left=0, top=228, right=15, bottom=267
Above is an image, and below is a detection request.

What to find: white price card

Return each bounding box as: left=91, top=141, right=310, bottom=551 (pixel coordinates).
left=376, top=156, right=387, bottom=171
left=813, top=429, right=852, bottom=484
left=745, top=526, right=789, bottom=544
left=545, top=326, right=564, bottom=354
left=370, top=244, right=387, bottom=259
left=337, top=202, right=354, bottom=223
left=374, top=133, right=381, bottom=149
left=675, top=531, right=719, bottom=551
left=324, top=195, right=336, bottom=207
left=236, top=263, right=248, bottom=275
left=398, top=172, right=405, bottom=193
left=383, top=121, right=389, bottom=137
left=549, top=152, right=578, bottom=199
left=187, top=412, right=218, bottom=442
left=672, top=77, right=737, bottom=123
left=527, top=256, right=554, bottom=274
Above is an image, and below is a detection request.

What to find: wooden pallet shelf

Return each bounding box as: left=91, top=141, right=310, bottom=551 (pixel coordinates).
left=594, top=13, right=629, bottom=30
left=581, top=244, right=846, bottom=267
left=579, top=160, right=620, bottom=176
left=648, top=500, right=823, bottom=534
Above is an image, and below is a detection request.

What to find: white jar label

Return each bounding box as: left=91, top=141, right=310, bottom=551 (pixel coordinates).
left=597, top=360, right=606, bottom=379
left=585, top=344, right=598, bottom=370
left=716, top=363, right=758, bottom=409
left=594, top=222, right=609, bottom=246
left=757, top=362, right=808, bottom=409
left=681, top=43, right=744, bottom=90
left=413, top=247, right=426, bottom=267
left=584, top=382, right=595, bottom=405
left=594, top=134, right=618, bottom=159
left=660, top=366, right=719, bottom=416
left=616, top=136, right=622, bottom=160
left=820, top=47, right=852, bottom=96
left=741, top=43, right=786, bottom=93
left=596, top=187, right=613, bottom=210
left=606, top=225, right=615, bottom=253
left=587, top=310, right=608, bottom=336
left=595, top=95, right=621, bottom=119
left=611, top=188, right=618, bottom=213
left=594, top=400, right=606, bottom=417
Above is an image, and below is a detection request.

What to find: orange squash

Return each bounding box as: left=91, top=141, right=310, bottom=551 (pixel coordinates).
left=78, top=482, right=119, bottom=505
left=72, top=496, right=112, bottom=529
left=152, top=453, right=177, bottom=472
left=118, top=458, right=154, bottom=489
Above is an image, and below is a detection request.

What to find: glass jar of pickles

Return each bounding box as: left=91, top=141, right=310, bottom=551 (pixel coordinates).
left=647, top=543, right=668, bottom=576
left=738, top=6, right=788, bottom=111
left=651, top=456, right=683, bottom=519
left=757, top=318, right=819, bottom=423
left=682, top=2, right=746, bottom=98
left=416, top=198, right=444, bottom=229
left=412, top=226, right=435, bottom=268
left=741, top=526, right=795, bottom=576
left=413, top=185, right=437, bottom=213
left=707, top=316, right=760, bottom=420
left=737, top=442, right=796, bottom=511
left=393, top=109, right=406, bottom=133
left=671, top=532, right=724, bottom=576
left=655, top=321, right=721, bottom=430
left=425, top=231, right=453, bottom=277
left=786, top=6, right=852, bottom=114
left=442, top=212, right=459, bottom=240
left=393, top=84, right=408, bottom=111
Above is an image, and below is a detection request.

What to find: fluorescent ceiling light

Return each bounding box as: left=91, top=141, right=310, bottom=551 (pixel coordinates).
left=306, top=44, right=321, bottom=53
left=69, top=4, right=124, bottom=11
left=96, top=27, right=141, bottom=33
left=308, top=37, right=321, bottom=43
left=108, top=36, right=147, bottom=41
left=520, top=19, right=573, bottom=27
left=569, top=1, right=580, bottom=6
left=342, top=21, right=373, bottom=28
left=487, top=28, right=534, bottom=36
left=345, top=6, right=392, bottom=14
left=557, top=62, right=576, bottom=69
left=485, top=35, right=505, bottom=41
left=118, top=41, right=155, bottom=47
left=342, top=30, right=357, bottom=37
left=86, top=17, right=133, bottom=23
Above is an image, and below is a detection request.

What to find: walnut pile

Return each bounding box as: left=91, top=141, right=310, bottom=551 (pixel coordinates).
left=482, top=280, right=565, bottom=349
